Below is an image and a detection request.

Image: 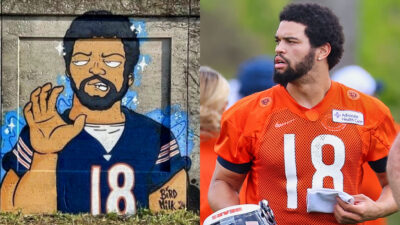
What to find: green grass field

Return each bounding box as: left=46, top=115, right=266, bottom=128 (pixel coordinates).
left=388, top=211, right=400, bottom=225
left=0, top=209, right=199, bottom=225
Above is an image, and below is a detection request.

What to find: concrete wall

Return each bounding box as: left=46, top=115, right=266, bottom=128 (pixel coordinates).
left=0, top=0, right=199, bottom=214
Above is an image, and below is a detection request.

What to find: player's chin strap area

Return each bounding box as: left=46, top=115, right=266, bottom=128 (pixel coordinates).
left=204, top=200, right=277, bottom=225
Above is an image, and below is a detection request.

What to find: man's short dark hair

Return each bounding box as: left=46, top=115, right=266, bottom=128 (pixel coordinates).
left=280, top=3, right=344, bottom=70
left=63, top=10, right=140, bottom=81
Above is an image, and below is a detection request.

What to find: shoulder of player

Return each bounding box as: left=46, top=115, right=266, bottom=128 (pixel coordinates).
left=219, top=86, right=281, bottom=136
left=223, top=85, right=280, bottom=119
left=335, top=82, right=392, bottom=122
left=122, top=107, right=170, bottom=132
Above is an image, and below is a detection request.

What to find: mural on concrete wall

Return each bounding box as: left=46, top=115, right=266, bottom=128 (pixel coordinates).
left=0, top=11, right=193, bottom=215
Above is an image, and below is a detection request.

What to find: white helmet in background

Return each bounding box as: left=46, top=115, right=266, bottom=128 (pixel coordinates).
left=331, top=65, right=379, bottom=96
left=204, top=200, right=276, bottom=225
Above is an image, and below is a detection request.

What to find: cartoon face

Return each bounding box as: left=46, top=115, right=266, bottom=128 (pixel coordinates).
left=69, top=38, right=133, bottom=110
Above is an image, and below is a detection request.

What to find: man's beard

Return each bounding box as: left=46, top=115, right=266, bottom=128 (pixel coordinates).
left=273, top=49, right=316, bottom=86
left=70, top=74, right=129, bottom=110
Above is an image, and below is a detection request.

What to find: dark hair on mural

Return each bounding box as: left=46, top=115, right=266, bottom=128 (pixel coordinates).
left=279, top=3, right=344, bottom=70
left=63, top=10, right=140, bottom=81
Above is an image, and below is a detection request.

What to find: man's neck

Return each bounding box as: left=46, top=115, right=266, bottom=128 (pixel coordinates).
left=285, top=69, right=331, bottom=109
left=68, top=96, right=125, bottom=124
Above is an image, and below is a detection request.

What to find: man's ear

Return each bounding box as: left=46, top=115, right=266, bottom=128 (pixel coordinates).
left=128, top=73, right=134, bottom=86
left=317, top=43, right=331, bottom=61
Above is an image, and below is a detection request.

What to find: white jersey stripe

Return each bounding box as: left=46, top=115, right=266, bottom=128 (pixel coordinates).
left=13, top=149, right=30, bottom=169
left=17, top=144, right=32, bottom=163
left=155, top=157, right=170, bottom=165
left=160, top=140, right=177, bottom=151
left=158, top=144, right=179, bottom=158
left=169, top=150, right=180, bottom=157
left=158, top=150, right=170, bottom=158
left=18, top=138, right=33, bottom=156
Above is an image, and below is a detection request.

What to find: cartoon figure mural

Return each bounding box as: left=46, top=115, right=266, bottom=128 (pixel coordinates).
left=0, top=11, right=191, bottom=214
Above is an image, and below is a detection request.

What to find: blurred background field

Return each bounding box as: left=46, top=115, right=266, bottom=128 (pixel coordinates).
left=201, top=0, right=400, bottom=224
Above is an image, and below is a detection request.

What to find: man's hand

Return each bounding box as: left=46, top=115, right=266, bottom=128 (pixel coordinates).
left=333, top=194, right=382, bottom=224
left=24, top=83, right=86, bottom=154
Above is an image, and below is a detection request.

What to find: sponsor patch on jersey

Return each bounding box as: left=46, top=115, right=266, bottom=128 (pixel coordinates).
left=332, top=110, right=364, bottom=125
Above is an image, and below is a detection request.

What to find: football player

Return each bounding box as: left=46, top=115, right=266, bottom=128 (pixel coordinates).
left=0, top=11, right=187, bottom=214
left=208, top=3, right=398, bottom=224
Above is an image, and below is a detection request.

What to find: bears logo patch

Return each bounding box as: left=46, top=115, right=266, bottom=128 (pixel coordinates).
left=347, top=90, right=360, bottom=100
left=259, top=97, right=272, bottom=107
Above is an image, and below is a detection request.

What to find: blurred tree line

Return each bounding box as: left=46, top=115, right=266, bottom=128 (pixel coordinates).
left=358, top=0, right=400, bottom=120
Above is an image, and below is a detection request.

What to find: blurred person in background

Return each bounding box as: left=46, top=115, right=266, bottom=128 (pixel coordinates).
left=199, top=66, right=230, bottom=224
left=332, top=65, right=391, bottom=225
left=332, top=65, right=383, bottom=97
left=227, top=56, right=275, bottom=108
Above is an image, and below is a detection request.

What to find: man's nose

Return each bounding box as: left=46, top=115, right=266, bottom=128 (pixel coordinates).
left=275, top=42, right=286, bottom=55
left=89, top=61, right=106, bottom=75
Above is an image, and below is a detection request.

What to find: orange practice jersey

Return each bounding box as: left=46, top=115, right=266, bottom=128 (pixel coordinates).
left=215, top=81, right=397, bottom=225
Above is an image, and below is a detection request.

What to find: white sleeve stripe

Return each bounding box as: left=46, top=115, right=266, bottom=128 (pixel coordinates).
left=157, top=144, right=179, bottom=158
left=160, top=143, right=178, bottom=153
left=12, top=149, right=18, bottom=158
left=170, top=144, right=178, bottom=151
left=155, top=150, right=181, bottom=164
left=17, top=144, right=32, bottom=163
left=160, top=144, right=169, bottom=151
left=155, top=157, right=170, bottom=164
left=158, top=150, right=170, bottom=158
left=160, top=139, right=177, bottom=151
left=169, top=150, right=180, bottom=157
left=18, top=138, right=33, bottom=156
left=13, top=149, right=30, bottom=169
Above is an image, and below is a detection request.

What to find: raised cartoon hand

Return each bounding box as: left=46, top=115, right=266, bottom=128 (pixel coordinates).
left=24, top=83, right=86, bottom=154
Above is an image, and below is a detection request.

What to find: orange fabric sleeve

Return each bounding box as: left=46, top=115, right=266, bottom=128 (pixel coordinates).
left=366, top=108, right=398, bottom=162
left=215, top=115, right=254, bottom=164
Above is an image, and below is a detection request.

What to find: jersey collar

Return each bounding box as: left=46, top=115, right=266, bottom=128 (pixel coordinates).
left=278, top=81, right=339, bottom=121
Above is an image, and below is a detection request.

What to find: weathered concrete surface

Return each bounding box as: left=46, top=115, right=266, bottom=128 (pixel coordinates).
left=190, top=0, right=200, bottom=16
left=188, top=17, right=200, bottom=209
left=188, top=18, right=200, bottom=185
left=2, top=0, right=200, bottom=16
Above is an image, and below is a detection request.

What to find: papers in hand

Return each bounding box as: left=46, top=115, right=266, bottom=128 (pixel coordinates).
left=307, top=188, right=355, bottom=213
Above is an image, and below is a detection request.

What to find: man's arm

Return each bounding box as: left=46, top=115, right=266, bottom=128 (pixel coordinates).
left=334, top=171, right=398, bottom=224
left=0, top=153, right=58, bottom=213
left=0, top=170, right=20, bottom=211
left=208, top=161, right=247, bottom=211
left=13, top=153, right=58, bottom=213
left=1, top=83, right=85, bottom=213
left=388, top=133, right=400, bottom=206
